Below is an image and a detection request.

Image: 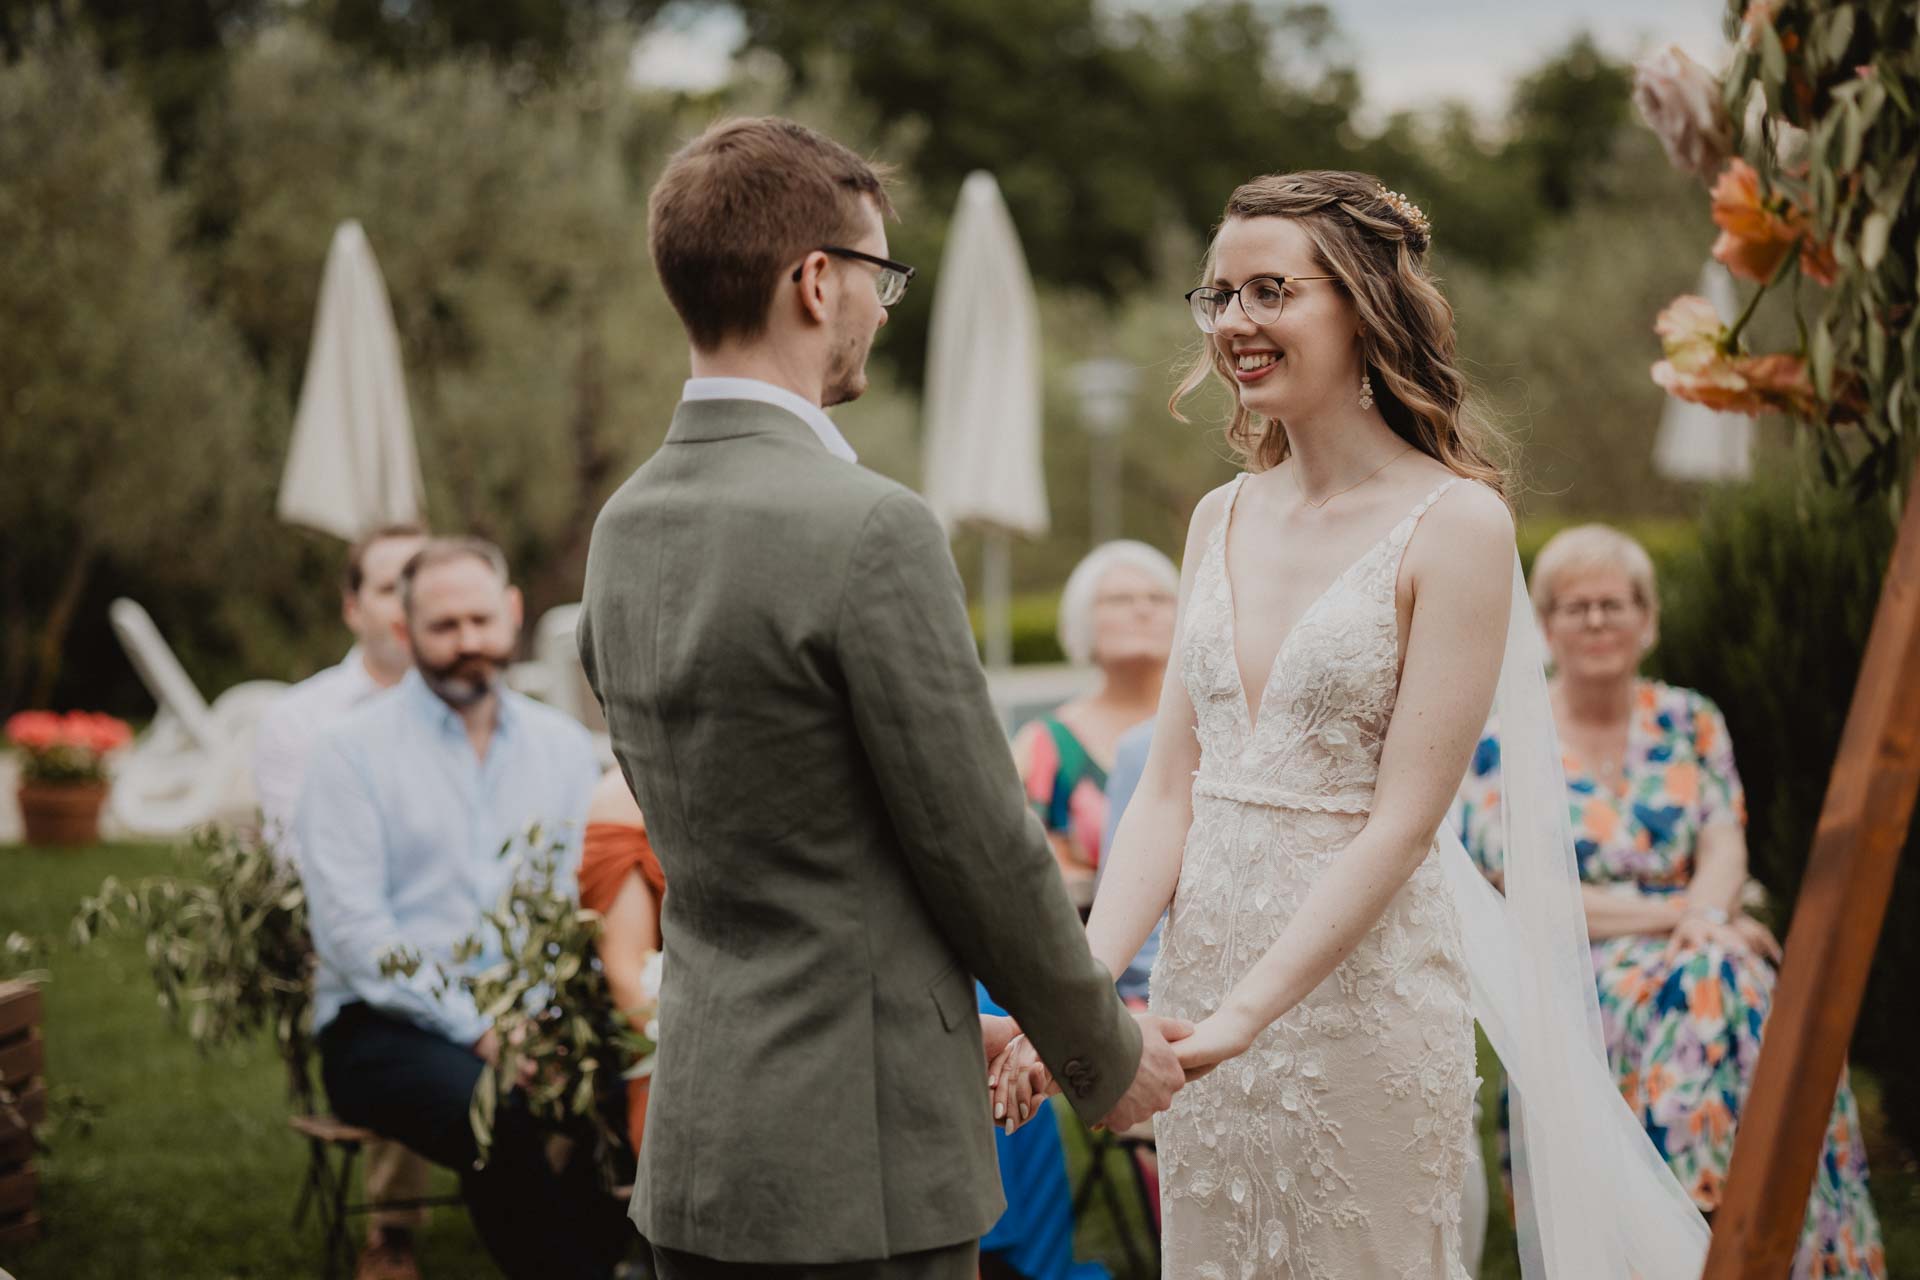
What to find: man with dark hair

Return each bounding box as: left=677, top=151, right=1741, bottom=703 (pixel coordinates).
left=579, top=116, right=1190, bottom=1280
left=299, top=538, right=627, bottom=1280
left=253, top=521, right=429, bottom=1280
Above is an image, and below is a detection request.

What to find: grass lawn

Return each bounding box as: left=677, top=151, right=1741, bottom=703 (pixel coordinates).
left=1, top=841, right=496, bottom=1279
left=3, top=840, right=1918, bottom=1278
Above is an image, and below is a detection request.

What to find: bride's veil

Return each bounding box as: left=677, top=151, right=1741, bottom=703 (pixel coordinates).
left=1433, top=554, right=1711, bottom=1277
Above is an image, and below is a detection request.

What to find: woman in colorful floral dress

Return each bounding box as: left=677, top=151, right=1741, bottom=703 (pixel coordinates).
left=1455, top=524, right=1883, bottom=1278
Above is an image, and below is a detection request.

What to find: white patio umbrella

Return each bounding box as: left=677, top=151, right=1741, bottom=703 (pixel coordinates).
left=1653, top=261, right=1754, bottom=482
left=923, top=171, right=1049, bottom=670
left=277, top=220, right=425, bottom=540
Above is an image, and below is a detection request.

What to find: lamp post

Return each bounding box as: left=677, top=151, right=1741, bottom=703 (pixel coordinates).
left=1070, top=357, right=1138, bottom=546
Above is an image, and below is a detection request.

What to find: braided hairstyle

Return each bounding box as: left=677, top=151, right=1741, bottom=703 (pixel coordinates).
left=1170, top=170, right=1507, bottom=500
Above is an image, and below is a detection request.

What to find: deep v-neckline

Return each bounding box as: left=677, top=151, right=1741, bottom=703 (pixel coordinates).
left=1214, top=472, right=1454, bottom=733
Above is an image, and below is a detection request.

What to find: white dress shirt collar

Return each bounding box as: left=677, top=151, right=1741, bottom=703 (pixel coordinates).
left=681, top=376, right=858, bottom=464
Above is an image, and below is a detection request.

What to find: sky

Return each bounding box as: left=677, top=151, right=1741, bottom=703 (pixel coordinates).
left=1307, top=0, right=1733, bottom=119
left=629, top=1, right=1738, bottom=124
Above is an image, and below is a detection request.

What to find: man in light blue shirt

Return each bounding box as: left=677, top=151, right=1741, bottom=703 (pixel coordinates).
left=299, top=537, right=623, bottom=1279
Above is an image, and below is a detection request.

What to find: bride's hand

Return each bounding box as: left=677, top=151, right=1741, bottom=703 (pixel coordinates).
left=988, top=1034, right=1056, bottom=1133
left=1172, top=1009, right=1258, bottom=1082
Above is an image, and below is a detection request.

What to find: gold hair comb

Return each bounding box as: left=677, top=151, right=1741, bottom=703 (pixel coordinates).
left=1374, top=184, right=1432, bottom=245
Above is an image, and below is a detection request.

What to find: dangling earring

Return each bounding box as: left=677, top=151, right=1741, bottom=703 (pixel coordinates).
left=1358, top=368, right=1375, bottom=412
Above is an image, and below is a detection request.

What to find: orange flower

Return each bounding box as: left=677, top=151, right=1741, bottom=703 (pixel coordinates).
left=1650, top=293, right=1770, bottom=413
left=1651, top=294, right=1821, bottom=419
left=1711, top=160, right=1800, bottom=282
left=1664, top=761, right=1700, bottom=807
left=1710, top=159, right=1838, bottom=286
left=1738, top=352, right=1818, bottom=417
left=1799, top=236, right=1839, bottom=287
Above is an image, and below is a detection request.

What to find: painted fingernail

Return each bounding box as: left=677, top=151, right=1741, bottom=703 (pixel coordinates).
left=1018, top=1104, right=1029, bottom=1121
left=995, top=1102, right=1005, bottom=1119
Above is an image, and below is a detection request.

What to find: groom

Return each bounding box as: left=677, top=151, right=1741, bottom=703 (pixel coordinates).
left=579, top=117, right=1188, bottom=1278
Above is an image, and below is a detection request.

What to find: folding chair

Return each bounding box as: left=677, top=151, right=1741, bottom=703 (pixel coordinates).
left=288, top=1114, right=461, bottom=1280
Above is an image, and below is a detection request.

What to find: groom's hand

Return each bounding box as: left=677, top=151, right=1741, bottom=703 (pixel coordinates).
left=1098, top=1014, right=1194, bottom=1132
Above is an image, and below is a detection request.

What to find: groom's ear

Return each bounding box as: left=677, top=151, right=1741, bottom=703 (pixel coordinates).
left=790, top=250, right=833, bottom=328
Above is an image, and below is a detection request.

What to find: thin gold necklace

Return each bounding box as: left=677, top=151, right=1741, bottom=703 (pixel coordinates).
left=1292, top=446, right=1413, bottom=509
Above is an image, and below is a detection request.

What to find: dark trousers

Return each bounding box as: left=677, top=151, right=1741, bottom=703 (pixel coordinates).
left=652, top=1241, right=980, bottom=1280
left=319, top=1003, right=632, bottom=1280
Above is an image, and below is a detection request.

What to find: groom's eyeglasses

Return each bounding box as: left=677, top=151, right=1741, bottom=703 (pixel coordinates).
left=792, top=246, right=917, bottom=307
left=1185, top=274, right=1339, bottom=333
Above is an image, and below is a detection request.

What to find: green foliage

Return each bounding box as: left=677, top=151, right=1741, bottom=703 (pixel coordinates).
left=383, top=827, right=650, bottom=1184
left=1506, top=34, right=1635, bottom=214
left=2, top=28, right=699, bottom=719
left=1648, top=476, right=1920, bottom=1151
left=0, top=34, right=261, bottom=710
left=188, top=27, right=687, bottom=612
left=1723, top=0, right=1920, bottom=496
left=71, top=825, right=318, bottom=1104
left=0, top=841, right=502, bottom=1277
left=1450, top=128, right=1719, bottom=519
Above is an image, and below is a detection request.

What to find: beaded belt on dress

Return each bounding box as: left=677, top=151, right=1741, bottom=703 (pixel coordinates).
left=1190, top=774, right=1373, bottom=814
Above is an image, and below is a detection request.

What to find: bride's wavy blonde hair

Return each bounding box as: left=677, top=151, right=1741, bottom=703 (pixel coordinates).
left=1170, top=170, right=1507, bottom=501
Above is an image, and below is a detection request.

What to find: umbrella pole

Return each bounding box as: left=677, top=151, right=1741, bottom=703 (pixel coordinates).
left=983, top=531, right=1012, bottom=671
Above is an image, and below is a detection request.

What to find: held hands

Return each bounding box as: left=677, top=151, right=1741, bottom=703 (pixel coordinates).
left=1170, top=1007, right=1260, bottom=1084
left=980, top=1013, right=1020, bottom=1066
left=986, top=1013, right=1200, bottom=1136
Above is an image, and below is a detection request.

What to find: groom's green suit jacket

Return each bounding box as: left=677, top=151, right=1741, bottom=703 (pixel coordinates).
left=578, top=397, right=1142, bottom=1264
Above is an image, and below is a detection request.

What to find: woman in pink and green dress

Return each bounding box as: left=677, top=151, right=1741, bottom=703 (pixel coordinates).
left=1454, top=524, right=1883, bottom=1278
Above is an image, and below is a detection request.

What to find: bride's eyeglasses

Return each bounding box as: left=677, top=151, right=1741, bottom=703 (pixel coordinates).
left=793, top=246, right=917, bottom=307
left=1184, top=275, right=1339, bottom=333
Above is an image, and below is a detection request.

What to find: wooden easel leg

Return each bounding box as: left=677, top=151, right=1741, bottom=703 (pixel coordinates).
left=1703, top=455, right=1920, bottom=1276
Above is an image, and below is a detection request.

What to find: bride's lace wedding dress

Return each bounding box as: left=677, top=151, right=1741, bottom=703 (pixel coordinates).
left=1150, top=474, right=1475, bottom=1279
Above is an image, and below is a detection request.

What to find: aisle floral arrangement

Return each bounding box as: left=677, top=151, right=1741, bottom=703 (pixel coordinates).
left=383, top=825, right=657, bottom=1184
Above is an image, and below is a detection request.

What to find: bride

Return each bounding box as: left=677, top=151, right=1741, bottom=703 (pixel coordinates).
left=992, top=171, right=1710, bottom=1277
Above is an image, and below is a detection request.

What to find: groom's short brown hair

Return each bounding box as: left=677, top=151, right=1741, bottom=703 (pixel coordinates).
left=648, top=116, right=894, bottom=351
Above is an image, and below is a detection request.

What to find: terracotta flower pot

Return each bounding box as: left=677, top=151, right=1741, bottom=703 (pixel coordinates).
left=16, top=780, right=107, bottom=847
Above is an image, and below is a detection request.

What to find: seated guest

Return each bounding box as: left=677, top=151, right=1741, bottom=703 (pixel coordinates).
left=577, top=767, right=665, bottom=1155
left=1454, top=524, right=1883, bottom=1277
left=253, top=521, right=430, bottom=1280
left=1011, top=541, right=1178, bottom=903
left=298, top=537, right=627, bottom=1280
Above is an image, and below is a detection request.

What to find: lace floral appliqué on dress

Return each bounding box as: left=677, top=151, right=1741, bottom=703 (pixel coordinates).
left=1150, top=475, right=1476, bottom=1279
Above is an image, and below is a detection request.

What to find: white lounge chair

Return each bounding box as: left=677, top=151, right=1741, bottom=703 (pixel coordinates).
left=107, top=598, right=287, bottom=836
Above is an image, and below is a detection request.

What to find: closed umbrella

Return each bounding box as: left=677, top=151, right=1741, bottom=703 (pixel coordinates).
left=1653, top=261, right=1754, bottom=482
left=923, top=171, right=1048, bottom=670
left=277, top=220, right=425, bottom=540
